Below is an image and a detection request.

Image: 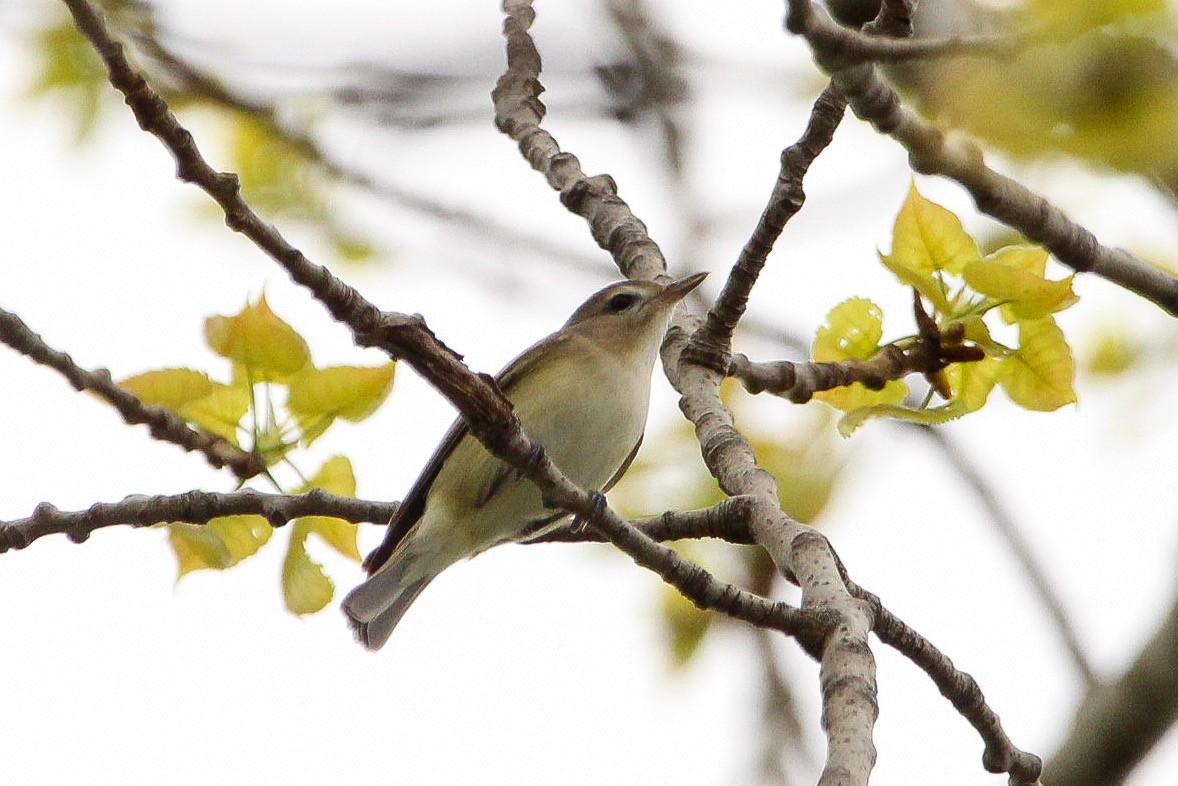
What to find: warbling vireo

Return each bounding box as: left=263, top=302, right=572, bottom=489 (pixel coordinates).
left=342, top=273, right=706, bottom=650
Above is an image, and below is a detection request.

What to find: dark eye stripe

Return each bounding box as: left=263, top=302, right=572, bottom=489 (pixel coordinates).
left=607, top=293, right=639, bottom=312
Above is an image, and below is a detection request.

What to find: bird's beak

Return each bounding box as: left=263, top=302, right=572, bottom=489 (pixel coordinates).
left=654, top=272, right=708, bottom=305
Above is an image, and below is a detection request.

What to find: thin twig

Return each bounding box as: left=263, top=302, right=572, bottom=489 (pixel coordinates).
left=846, top=578, right=1044, bottom=785
left=0, top=489, right=397, bottom=552
left=685, top=83, right=847, bottom=369
left=529, top=494, right=757, bottom=544
left=0, top=305, right=263, bottom=480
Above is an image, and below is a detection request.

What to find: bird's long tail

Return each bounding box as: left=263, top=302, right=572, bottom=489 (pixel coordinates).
left=341, top=543, right=441, bottom=650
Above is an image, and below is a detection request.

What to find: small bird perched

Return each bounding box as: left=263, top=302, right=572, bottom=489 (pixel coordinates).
left=342, top=273, right=706, bottom=650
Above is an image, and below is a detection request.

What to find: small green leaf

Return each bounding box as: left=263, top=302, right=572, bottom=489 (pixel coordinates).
left=283, top=522, right=335, bottom=615
left=295, top=456, right=362, bottom=561
left=987, top=245, right=1049, bottom=276
left=23, top=19, right=107, bottom=142
left=963, top=249, right=1078, bottom=322
left=204, top=296, right=311, bottom=382
left=166, top=514, right=273, bottom=580
left=880, top=183, right=979, bottom=311
left=179, top=384, right=251, bottom=445
left=812, top=299, right=909, bottom=412
left=287, top=363, right=396, bottom=445
left=229, top=114, right=324, bottom=217
left=750, top=413, right=844, bottom=523
left=167, top=522, right=233, bottom=578
left=813, top=298, right=885, bottom=361
left=208, top=515, right=273, bottom=563
left=1001, top=317, right=1078, bottom=411
left=119, top=368, right=250, bottom=444
left=328, top=230, right=379, bottom=264
left=119, top=368, right=219, bottom=408
left=837, top=402, right=968, bottom=437
left=945, top=356, right=1008, bottom=412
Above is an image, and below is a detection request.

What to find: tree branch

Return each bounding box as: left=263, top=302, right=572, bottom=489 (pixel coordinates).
left=528, top=494, right=757, bottom=545
left=0, top=489, right=397, bottom=552
left=0, top=490, right=758, bottom=554
left=492, top=0, right=667, bottom=282
left=784, top=0, right=1178, bottom=318
left=786, top=0, right=1016, bottom=69
left=0, top=305, right=263, bottom=480
left=684, top=83, right=847, bottom=370
left=847, top=578, right=1043, bottom=785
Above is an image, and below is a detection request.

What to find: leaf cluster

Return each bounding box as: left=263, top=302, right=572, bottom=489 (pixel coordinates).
left=816, top=185, right=1079, bottom=435
left=118, top=297, right=396, bottom=613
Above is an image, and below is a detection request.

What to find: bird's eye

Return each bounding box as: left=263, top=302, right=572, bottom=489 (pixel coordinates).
left=606, top=293, right=639, bottom=313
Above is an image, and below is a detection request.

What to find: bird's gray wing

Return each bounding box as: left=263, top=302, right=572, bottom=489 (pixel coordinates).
left=361, top=418, right=468, bottom=574
left=362, top=331, right=571, bottom=574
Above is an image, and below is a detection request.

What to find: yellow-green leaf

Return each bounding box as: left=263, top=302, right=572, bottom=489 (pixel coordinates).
left=283, top=522, right=335, bottom=615
left=750, top=413, right=844, bottom=523
left=963, top=255, right=1078, bottom=322
left=119, top=368, right=219, bottom=408
left=167, top=522, right=233, bottom=578
left=880, top=184, right=979, bottom=311
left=813, top=298, right=886, bottom=361
left=23, top=19, right=107, bottom=142
left=204, top=296, right=311, bottom=382
left=986, top=245, right=1049, bottom=276
left=299, top=455, right=357, bottom=497
left=838, top=401, right=966, bottom=437
left=230, top=114, right=324, bottom=217
left=208, top=515, right=273, bottom=563
left=295, top=456, right=361, bottom=561
left=812, top=299, right=909, bottom=412
left=179, top=384, right=251, bottom=444
left=1001, top=317, right=1078, bottom=411
left=287, top=363, right=396, bottom=445
left=329, top=230, right=379, bottom=264
left=119, top=368, right=250, bottom=444
left=166, top=514, right=273, bottom=580
left=944, top=356, right=1008, bottom=413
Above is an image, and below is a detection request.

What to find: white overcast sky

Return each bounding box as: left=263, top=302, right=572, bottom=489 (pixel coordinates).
left=3, top=1, right=1178, bottom=784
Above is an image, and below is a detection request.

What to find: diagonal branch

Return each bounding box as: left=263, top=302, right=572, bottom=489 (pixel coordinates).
left=848, top=577, right=1044, bottom=784
left=685, top=83, right=847, bottom=369
left=0, top=305, right=263, bottom=480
